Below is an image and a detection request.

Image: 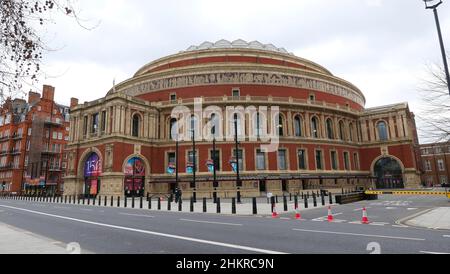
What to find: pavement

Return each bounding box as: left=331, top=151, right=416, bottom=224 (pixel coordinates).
left=405, top=207, right=450, bottom=230
left=0, top=194, right=449, bottom=254
left=0, top=222, right=69, bottom=254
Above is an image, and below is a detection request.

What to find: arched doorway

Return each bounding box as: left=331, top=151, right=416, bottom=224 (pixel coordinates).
left=124, top=157, right=146, bottom=197
left=83, top=153, right=102, bottom=198
left=373, top=157, right=404, bottom=189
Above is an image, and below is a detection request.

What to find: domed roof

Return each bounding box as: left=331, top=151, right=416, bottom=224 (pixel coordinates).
left=183, top=39, right=295, bottom=55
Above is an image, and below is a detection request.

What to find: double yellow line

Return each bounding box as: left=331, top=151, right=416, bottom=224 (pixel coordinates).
left=365, top=190, right=448, bottom=196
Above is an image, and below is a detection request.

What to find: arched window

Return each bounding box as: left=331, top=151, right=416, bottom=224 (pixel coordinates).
left=278, top=115, right=284, bottom=136
left=339, top=121, right=345, bottom=141
left=190, top=115, right=198, bottom=138
left=232, top=113, right=243, bottom=136
left=311, top=117, right=320, bottom=138
left=349, top=123, right=354, bottom=142
left=210, top=113, right=220, bottom=138
left=254, top=112, right=264, bottom=138
left=169, top=118, right=178, bottom=140
left=294, top=116, right=303, bottom=137
left=326, top=118, right=334, bottom=139
left=132, top=114, right=140, bottom=137
left=377, top=121, right=388, bottom=141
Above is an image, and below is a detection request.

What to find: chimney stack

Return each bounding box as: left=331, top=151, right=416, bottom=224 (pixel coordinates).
left=42, top=85, right=55, bottom=101
left=70, top=98, right=79, bottom=108
left=28, top=91, right=41, bottom=104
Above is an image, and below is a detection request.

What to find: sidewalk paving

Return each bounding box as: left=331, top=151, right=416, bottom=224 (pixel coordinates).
left=0, top=222, right=71, bottom=254
left=405, top=207, right=450, bottom=230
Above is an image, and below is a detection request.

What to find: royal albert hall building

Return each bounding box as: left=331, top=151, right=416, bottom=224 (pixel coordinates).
left=63, top=40, right=421, bottom=198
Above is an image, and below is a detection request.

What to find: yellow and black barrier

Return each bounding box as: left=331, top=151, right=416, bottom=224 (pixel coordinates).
left=365, top=190, right=448, bottom=196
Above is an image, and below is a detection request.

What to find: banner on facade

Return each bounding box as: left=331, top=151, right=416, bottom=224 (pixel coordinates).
left=167, top=163, right=176, bottom=175
left=206, top=160, right=214, bottom=173
left=124, top=157, right=145, bottom=176
left=84, top=153, right=102, bottom=177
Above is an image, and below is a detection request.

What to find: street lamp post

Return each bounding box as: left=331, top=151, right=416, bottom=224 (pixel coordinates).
left=191, top=126, right=196, bottom=202
left=424, top=0, right=450, bottom=95
left=234, top=116, right=242, bottom=203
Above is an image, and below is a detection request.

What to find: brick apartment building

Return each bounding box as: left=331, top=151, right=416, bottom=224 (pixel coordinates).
left=0, top=85, right=70, bottom=195
left=419, top=142, right=450, bottom=186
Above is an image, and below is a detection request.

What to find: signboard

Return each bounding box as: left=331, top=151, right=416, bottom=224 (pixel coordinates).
left=230, top=158, right=238, bottom=173
left=186, top=162, right=194, bottom=174
left=124, top=157, right=145, bottom=176
left=84, top=153, right=102, bottom=177
left=167, top=163, right=176, bottom=175
left=206, top=160, right=214, bottom=173
left=90, top=179, right=98, bottom=195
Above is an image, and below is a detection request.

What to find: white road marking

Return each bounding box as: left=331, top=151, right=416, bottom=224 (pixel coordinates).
left=407, top=208, right=418, bottom=211
left=0, top=205, right=284, bottom=254
left=80, top=208, right=93, bottom=212
left=53, top=206, right=71, bottom=210
left=443, top=235, right=450, bottom=238
left=386, top=207, right=397, bottom=210
left=369, top=222, right=390, bottom=226
left=420, top=251, right=450, bottom=254
left=180, top=219, right=243, bottom=226
left=292, top=228, right=425, bottom=241
left=119, top=213, right=155, bottom=218
left=392, top=225, right=409, bottom=228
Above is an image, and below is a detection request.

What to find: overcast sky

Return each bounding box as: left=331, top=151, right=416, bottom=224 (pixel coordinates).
left=31, top=0, right=450, bottom=143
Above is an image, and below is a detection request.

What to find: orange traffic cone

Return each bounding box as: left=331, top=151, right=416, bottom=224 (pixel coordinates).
left=294, top=206, right=302, bottom=220
left=327, top=206, right=334, bottom=222
left=272, top=204, right=279, bottom=218
left=361, top=208, right=369, bottom=224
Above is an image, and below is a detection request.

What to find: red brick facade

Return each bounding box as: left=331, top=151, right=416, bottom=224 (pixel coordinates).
left=63, top=40, right=421, bottom=198
left=419, top=142, right=450, bottom=186
left=0, top=85, right=70, bottom=195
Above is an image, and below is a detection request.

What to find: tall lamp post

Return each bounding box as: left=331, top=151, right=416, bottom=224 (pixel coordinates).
left=234, top=115, right=242, bottom=203
left=424, top=0, right=450, bottom=95
left=191, top=126, right=197, bottom=202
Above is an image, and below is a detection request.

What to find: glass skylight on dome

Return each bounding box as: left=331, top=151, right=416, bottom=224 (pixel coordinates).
left=184, top=39, right=294, bottom=55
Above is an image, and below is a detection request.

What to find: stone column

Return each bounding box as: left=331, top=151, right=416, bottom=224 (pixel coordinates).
left=396, top=115, right=405, bottom=138
left=368, top=119, right=375, bottom=142
left=388, top=116, right=396, bottom=140
left=305, top=112, right=311, bottom=138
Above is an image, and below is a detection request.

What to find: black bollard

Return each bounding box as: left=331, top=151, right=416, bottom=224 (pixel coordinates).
left=193, top=191, right=197, bottom=203
left=252, top=197, right=257, bottom=215
left=168, top=197, right=171, bottom=211
left=140, top=196, right=143, bottom=209
left=237, top=191, right=241, bottom=204
left=178, top=199, right=182, bottom=212
left=190, top=197, right=194, bottom=212
left=329, top=193, right=333, bottom=205
left=283, top=195, right=288, bottom=212
left=290, top=193, right=292, bottom=201
left=53, top=195, right=56, bottom=203
left=93, top=196, right=96, bottom=206
left=202, top=197, right=207, bottom=213
left=87, top=196, right=90, bottom=205
left=232, top=198, right=237, bottom=214
left=148, top=197, right=151, bottom=209
left=270, top=196, right=275, bottom=213
left=342, top=188, right=344, bottom=194
left=132, top=196, right=135, bottom=208
left=294, top=195, right=298, bottom=209
left=64, top=196, right=67, bottom=204
left=69, top=195, right=72, bottom=204
left=82, top=196, right=85, bottom=205
left=97, top=196, right=101, bottom=206
left=158, top=197, right=161, bottom=210
left=275, top=195, right=278, bottom=204
left=78, top=196, right=80, bottom=204
left=321, top=194, right=325, bottom=206
left=313, top=193, right=317, bottom=207
left=124, top=196, right=128, bottom=208
left=304, top=196, right=308, bottom=208
left=213, top=192, right=217, bottom=204
left=216, top=197, right=221, bottom=214
left=117, top=196, right=120, bottom=207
